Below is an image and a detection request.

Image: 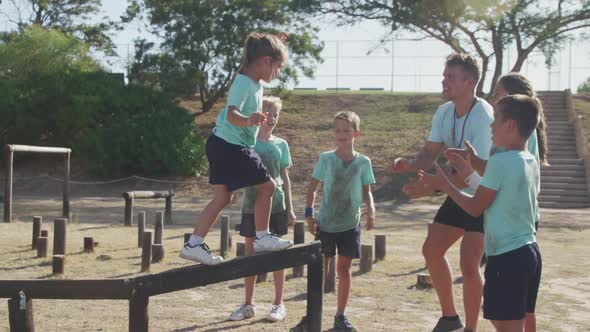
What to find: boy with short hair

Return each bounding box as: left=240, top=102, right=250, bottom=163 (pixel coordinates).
left=306, top=111, right=376, bottom=332
left=228, top=96, right=296, bottom=323
left=419, top=95, right=542, bottom=332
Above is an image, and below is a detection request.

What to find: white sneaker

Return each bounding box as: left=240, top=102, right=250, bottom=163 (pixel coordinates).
left=228, top=304, right=256, bottom=321
left=253, top=233, right=293, bottom=252
left=266, top=303, right=286, bottom=322
left=179, top=242, right=223, bottom=265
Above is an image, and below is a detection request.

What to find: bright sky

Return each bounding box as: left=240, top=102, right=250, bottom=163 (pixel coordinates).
left=1, top=0, right=589, bottom=92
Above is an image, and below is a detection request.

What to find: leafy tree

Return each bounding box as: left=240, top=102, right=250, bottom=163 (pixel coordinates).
left=579, top=77, right=590, bottom=93
left=313, top=0, right=590, bottom=96
left=125, top=0, right=323, bottom=113
left=0, top=0, right=120, bottom=54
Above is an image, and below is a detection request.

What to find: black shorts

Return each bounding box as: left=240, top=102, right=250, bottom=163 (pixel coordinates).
left=206, top=134, right=271, bottom=191
left=239, top=211, right=289, bottom=238
left=483, top=243, right=542, bottom=321
left=434, top=196, right=484, bottom=233
left=318, top=225, right=361, bottom=259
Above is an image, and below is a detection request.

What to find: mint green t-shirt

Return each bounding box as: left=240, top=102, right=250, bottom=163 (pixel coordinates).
left=480, top=150, right=539, bottom=256
left=312, top=151, right=376, bottom=233
left=428, top=98, right=494, bottom=194
left=213, top=74, right=263, bottom=148
left=494, top=130, right=540, bottom=222
left=242, top=137, right=292, bottom=214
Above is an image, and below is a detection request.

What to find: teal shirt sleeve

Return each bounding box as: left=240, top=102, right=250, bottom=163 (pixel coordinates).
left=427, top=106, right=445, bottom=143
left=279, top=140, right=292, bottom=169
left=312, top=154, right=326, bottom=181
left=467, top=111, right=493, bottom=160
left=362, top=158, right=376, bottom=185
left=226, top=76, right=250, bottom=111
left=480, top=155, right=503, bottom=191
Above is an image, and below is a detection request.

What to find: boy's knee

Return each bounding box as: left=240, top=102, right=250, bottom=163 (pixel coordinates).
left=422, top=241, right=438, bottom=261
left=460, top=260, right=482, bottom=278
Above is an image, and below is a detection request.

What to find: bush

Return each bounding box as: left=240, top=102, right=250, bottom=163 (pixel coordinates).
left=0, top=26, right=206, bottom=176
left=578, top=77, right=590, bottom=93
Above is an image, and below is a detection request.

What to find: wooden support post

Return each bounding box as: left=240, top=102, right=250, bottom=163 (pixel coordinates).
left=220, top=215, right=229, bottom=257
left=360, top=244, right=373, bottom=273
left=63, top=151, right=71, bottom=221
left=52, top=255, right=65, bottom=275
left=416, top=273, right=433, bottom=289
left=32, top=216, right=42, bottom=250
left=36, top=237, right=48, bottom=258
left=129, top=285, right=149, bottom=332
left=4, top=147, right=13, bottom=223
left=123, top=193, right=133, bottom=227
left=256, top=272, right=267, bottom=283
left=8, top=291, right=34, bottom=332
left=84, top=237, right=94, bottom=253
left=293, top=221, right=305, bottom=278
left=324, top=257, right=336, bottom=293
left=306, top=253, right=323, bottom=332
left=137, top=211, right=146, bottom=248
left=375, top=235, right=386, bottom=261
left=183, top=233, right=191, bottom=244
left=141, top=231, right=152, bottom=272
left=236, top=242, right=245, bottom=257
left=40, top=230, right=48, bottom=238
left=165, top=195, right=173, bottom=225
left=152, top=244, right=164, bottom=263
left=154, top=212, right=164, bottom=245
left=53, top=218, right=67, bottom=256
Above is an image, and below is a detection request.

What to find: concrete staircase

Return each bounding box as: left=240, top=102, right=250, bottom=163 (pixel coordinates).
left=537, top=91, right=590, bottom=209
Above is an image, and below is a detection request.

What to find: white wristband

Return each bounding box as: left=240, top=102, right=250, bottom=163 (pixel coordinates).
left=465, top=171, right=482, bottom=190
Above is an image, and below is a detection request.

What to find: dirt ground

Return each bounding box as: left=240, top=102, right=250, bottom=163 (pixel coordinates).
left=0, top=195, right=589, bottom=332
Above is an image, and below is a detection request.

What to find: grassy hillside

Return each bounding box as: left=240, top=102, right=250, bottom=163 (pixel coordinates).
left=574, top=94, right=590, bottom=147
left=182, top=92, right=444, bottom=202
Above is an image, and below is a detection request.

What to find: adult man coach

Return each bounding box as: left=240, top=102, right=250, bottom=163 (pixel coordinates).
left=390, top=53, right=493, bottom=332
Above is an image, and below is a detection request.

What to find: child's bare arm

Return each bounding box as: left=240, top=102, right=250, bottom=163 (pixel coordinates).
left=362, top=184, right=375, bottom=230
left=306, top=178, right=321, bottom=235
left=280, top=168, right=296, bottom=226
left=227, top=106, right=265, bottom=127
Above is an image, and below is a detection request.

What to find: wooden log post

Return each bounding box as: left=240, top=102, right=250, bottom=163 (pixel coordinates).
left=40, top=230, right=48, bottom=238
left=84, top=237, right=94, bottom=253
left=36, top=237, right=48, bottom=258
left=141, top=231, right=152, bottom=272
left=63, top=151, right=71, bottom=221
left=129, top=284, right=149, bottom=332
left=165, top=194, right=173, bottom=225
left=53, top=218, right=67, bottom=256
left=184, top=233, right=191, bottom=244
left=306, top=252, right=323, bottom=331
left=52, top=255, right=65, bottom=275
left=32, top=216, right=42, bottom=250
left=220, top=215, right=230, bottom=257
left=8, top=291, right=34, bottom=332
left=375, top=235, right=386, bottom=261
left=4, top=146, right=13, bottom=223
left=324, top=257, right=336, bottom=293
left=123, top=192, right=134, bottom=227
left=360, top=244, right=373, bottom=274
left=152, top=244, right=164, bottom=263
left=154, top=212, right=164, bottom=245
left=236, top=242, right=245, bottom=257
left=416, top=273, right=433, bottom=289
left=137, top=211, right=146, bottom=248
left=293, top=221, right=305, bottom=278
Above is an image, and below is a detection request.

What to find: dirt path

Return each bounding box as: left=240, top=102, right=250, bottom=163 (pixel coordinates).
left=0, top=196, right=589, bottom=331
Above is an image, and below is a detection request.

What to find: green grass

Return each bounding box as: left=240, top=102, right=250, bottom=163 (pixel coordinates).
left=573, top=95, right=590, bottom=147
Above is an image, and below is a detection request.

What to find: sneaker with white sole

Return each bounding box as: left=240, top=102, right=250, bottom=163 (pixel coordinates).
left=228, top=304, right=256, bottom=321
left=179, top=242, right=223, bottom=265
left=253, top=233, right=293, bottom=252
left=267, top=303, right=286, bottom=322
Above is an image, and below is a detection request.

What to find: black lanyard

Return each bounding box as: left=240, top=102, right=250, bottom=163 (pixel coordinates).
left=451, top=98, right=478, bottom=148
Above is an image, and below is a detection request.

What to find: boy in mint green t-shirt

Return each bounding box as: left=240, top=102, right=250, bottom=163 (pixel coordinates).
left=228, top=96, right=296, bottom=323
left=420, top=95, right=542, bottom=331
left=306, top=111, right=376, bottom=332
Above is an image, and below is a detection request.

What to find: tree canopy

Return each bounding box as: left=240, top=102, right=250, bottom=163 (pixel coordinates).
left=124, top=0, right=323, bottom=113
left=314, top=0, right=590, bottom=96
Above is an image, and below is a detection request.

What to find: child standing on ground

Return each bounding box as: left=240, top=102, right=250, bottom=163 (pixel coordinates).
left=420, top=95, right=542, bottom=332
left=229, top=96, right=296, bottom=322
left=306, top=111, right=376, bottom=332
left=180, top=32, right=293, bottom=265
